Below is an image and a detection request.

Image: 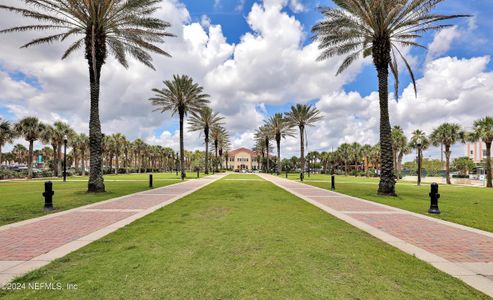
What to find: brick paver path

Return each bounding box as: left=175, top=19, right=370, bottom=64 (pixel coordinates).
left=0, top=174, right=225, bottom=286
left=260, top=174, right=493, bottom=297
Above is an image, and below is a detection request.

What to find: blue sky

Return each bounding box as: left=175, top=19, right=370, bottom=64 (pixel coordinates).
left=1, top=0, right=493, bottom=158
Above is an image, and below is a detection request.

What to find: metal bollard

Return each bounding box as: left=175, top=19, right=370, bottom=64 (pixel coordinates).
left=149, top=174, right=153, bottom=188
left=428, top=182, right=441, bottom=214
left=331, top=175, right=335, bottom=191
left=43, top=181, right=54, bottom=211
left=300, top=172, right=304, bottom=182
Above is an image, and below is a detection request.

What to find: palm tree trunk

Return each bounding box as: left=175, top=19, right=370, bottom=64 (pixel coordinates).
left=179, top=113, right=185, bottom=180
left=374, top=40, right=396, bottom=196
left=215, top=141, right=218, bottom=172
left=265, top=138, right=270, bottom=173
left=81, top=150, right=86, bottom=176
left=28, top=140, right=34, bottom=179
left=115, top=152, right=119, bottom=175
left=345, top=161, right=349, bottom=175
left=300, top=125, right=305, bottom=180
left=87, top=25, right=105, bottom=192
left=0, top=146, right=2, bottom=167
left=205, top=132, right=209, bottom=175
left=486, top=142, right=492, bottom=188
left=445, top=145, right=451, bottom=185
left=276, top=136, right=281, bottom=175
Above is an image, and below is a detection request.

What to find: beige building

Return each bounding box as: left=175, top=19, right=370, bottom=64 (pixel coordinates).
left=225, top=147, right=259, bottom=171
left=466, top=142, right=486, bottom=163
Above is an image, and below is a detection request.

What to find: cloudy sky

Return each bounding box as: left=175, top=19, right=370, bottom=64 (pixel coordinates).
left=1, top=0, right=492, bottom=160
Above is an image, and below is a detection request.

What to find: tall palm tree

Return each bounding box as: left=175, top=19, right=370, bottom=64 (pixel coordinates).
left=110, top=133, right=126, bottom=175
left=361, top=144, right=373, bottom=177
left=0, top=118, right=17, bottom=166
left=312, top=0, right=467, bottom=195
left=14, top=117, right=46, bottom=178
left=210, top=126, right=228, bottom=172
left=188, top=107, right=224, bottom=174
left=1, top=0, right=174, bottom=192
left=469, top=117, right=493, bottom=188
left=285, top=104, right=322, bottom=181
left=391, top=126, right=408, bottom=179
left=337, top=143, right=352, bottom=175
left=78, top=134, right=89, bottom=176
left=150, top=75, right=210, bottom=180
left=12, top=144, right=28, bottom=164
left=53, top=122, right=75, bottom=177
left=430, top=123, right=464, bottom=184
left=265, top=113, right=295, bottom=175
left=255, top=125, right=274, bottom=173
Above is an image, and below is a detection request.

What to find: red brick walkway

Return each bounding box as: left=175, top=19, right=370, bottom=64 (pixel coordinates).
left=261, top=174, right=493, bottom=297
left=0, top=175, right=224, bottom=285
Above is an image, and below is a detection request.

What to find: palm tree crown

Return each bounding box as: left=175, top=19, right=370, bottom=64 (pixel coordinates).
left=0, top=118, right=17, bottom=166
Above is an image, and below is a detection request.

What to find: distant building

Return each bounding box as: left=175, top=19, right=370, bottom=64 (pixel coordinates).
left=226, top=147, right=259, bottom=171
left=466, top=142, right=486, bottom=163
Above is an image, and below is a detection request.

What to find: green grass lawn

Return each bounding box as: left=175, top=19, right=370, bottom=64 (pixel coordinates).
left=0, top=174, right=486, bottom=299
left=0, top=172, right=207, bottom=226
left=282, top=173, right=493, bottom=233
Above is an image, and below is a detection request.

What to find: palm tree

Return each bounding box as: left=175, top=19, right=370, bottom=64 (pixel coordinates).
left=430, top=123, right=464, bottom=184
left=391, top=126, right=409, bottom=179
left=255, top=125, right=274, bottom=173
left=1, top=0, right=174, bottom=192
left=312, top=1, right=467, bottom=195
left=14, top=117, right=46, bottom=178
left=78, top=134, right=89, bottom=176
left=361, top=144, right=373, bottom=177
left=150, top=75, right=210, bottom=180
left=188, top=107, right=224, bottom=175
left=285, top=104, right=322, bottom=181
left=110, top=133, right=126, bottom=175
left=469, top=117, right=493, bottom=188
left=337, top=143, right=352, bottom=175
left=12, top=144, right=28, bottom=164
left=210, top=126, right=228, bottom=172
left=54, top=122, right=75, bottom=176
left=266, top=113, right=295, bottom=175
left=0, top=118, right=17, bottom=166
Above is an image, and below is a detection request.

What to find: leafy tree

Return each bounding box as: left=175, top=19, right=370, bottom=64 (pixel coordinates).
left=14, top=117, right=46, bottom=178
left=452, top=157, right=475, bottom=176
left=150, top=75, right=210, bottom=180
left=188, top=107, right=224, bottom=174
left=430, top=123, right=464, bottom=184
left=312, top=0, right=467, bottom=195
left=337, top=143, right=352, bottom=175
left=1, top=0, right=174, bottom=191
left=285, top=104, right=322, bottom=180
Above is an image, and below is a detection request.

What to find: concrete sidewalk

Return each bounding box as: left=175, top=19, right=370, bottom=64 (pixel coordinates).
left=0, top=174, right=226, bottom=287
left=259, top=174, right=493, bottom=297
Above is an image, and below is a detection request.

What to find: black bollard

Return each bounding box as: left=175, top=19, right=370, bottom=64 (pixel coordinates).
left=331, top=175, right=335, bottom=191
left=428, top=182, right=441, bottom=214
left=43, top=181, right=54, bottom=211
left=197, top=169, right=199, bottom=178
left=149, top=174, right=153, bottom=189
left=300, top=172, right=304, bottom=182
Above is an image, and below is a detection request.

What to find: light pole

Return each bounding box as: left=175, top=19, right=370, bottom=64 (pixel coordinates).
left=417, top=137, right=422, bottom=186
left=63, top=135, right=68, bottom=182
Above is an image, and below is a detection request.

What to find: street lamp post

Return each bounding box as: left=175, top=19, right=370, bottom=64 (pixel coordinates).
left=417, top=138, right=422, bottom=186
left=63, top=135, right=68, bottom=182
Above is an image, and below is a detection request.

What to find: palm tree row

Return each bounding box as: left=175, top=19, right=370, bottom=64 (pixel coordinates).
left=0, top=116, right=196, bottom=178
left=255, top=104, right=322, bottom=179
left=322, top=117, right=493, bottom=188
